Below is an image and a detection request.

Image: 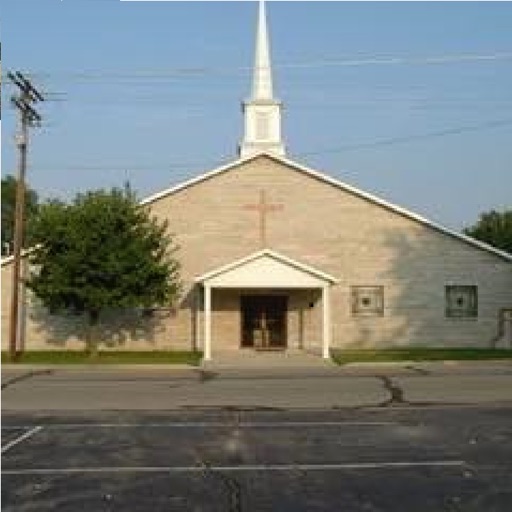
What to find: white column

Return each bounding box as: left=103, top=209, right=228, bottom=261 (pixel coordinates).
left=194, top=286, right=201, bottom=352
left=204, top=285, right=212, bottom=361
left=322, top=285, right=331, bottom=359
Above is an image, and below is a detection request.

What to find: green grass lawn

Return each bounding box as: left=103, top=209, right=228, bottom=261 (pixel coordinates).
left=1, top=350, right=203, bottom=366
left=3, top=348, right=511, bottom=366
left=331, top=348, right=512, bottom=365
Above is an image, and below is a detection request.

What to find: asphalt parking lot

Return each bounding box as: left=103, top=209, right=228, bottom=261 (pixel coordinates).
left=2, top=406, right=512, bottom=511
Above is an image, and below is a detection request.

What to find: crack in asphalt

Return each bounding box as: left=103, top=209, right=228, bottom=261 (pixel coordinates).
left=195, top=412, right=244, bottom=511
left=195, top=369, right=219, bottom=383
left=373, top=374, right=463, bottom=409
left=214, top=468, right=243, bottom=512
left=200, top=460, right=243, bottom=512
left=376, top=375, right=407, bottom=407
left=1, top=370, right=54, bottom=391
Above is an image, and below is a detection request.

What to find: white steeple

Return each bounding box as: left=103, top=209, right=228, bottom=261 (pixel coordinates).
left=239, top=0, right=285, bottom=158
left=252, top=0, right=273, bottom=100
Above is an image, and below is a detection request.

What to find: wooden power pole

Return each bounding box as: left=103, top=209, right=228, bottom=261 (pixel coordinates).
left=7, top=71, right=43, bottom=362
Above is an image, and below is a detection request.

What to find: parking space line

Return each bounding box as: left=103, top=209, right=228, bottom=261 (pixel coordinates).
left=3, top=460, right=465, bottom=475
left=1, top=426, right=43, bottom=454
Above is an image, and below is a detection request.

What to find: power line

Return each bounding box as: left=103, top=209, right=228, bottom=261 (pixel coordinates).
left=17, top=117, right=512, bottom=173
left=296, top=118, right=512, bottom=157
left=3, top=87, right=511, bottom=112
left=20, top=51, right=512, bottom=84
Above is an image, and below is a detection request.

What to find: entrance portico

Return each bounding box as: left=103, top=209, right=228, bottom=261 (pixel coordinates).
left=195, top=250, right=338, bottom=361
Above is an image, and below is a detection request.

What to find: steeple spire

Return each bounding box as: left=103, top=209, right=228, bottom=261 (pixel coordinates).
left=239, top=0, right=285, bottom=158
left=252, top=0, right=273, bottom=100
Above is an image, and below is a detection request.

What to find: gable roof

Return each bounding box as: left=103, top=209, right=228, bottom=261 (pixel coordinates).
left=141, top=151, right=512, bottom=263
left=196, top=249, right=338, bottom=287
left=3, top=153, right=510, bottom=268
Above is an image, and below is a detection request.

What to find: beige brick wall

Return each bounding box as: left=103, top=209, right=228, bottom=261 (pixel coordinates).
left=2, top=155, right=511, bottom=351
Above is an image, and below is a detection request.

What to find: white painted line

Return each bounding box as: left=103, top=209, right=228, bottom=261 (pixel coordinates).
left=1, top=426, right=42, bottom=454
left=3, top=460, right=465, bottom=475
left=3, top=421, right=396, bottom=430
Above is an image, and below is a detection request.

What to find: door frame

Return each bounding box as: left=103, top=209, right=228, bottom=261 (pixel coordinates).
left=240, top=293, right=288, bottom=349
left=499, top=308, right=512, bottom=346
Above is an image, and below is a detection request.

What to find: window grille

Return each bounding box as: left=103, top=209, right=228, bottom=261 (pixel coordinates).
left=445, top=285, right=478, bottom=318
left=351, top=286, right=384, bottom=317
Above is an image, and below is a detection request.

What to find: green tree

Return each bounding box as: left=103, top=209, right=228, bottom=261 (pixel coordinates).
left=463, top=209, right=512, bottom=254
left=26, top=186, right=181, bottom=356
left=1, top=175, right=39, bottom=256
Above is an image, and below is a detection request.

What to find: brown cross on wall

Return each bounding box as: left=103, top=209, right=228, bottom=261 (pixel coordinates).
left=243, top=190, right=284, bottom=248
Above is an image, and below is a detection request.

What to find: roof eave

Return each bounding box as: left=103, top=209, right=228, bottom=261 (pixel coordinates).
left=195, top=248, right=339, bottom=285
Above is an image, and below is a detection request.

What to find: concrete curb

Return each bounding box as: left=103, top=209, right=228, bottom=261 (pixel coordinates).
left=3, top=359, right=510, bottom=373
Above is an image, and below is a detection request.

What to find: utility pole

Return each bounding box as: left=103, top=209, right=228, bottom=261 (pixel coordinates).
left=7, top=71, right=43, bottom=362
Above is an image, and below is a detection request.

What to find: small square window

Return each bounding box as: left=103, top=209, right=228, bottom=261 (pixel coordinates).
left=445, top=285, right=478, bottom=318
left=351, top=286, right=384, bottom=317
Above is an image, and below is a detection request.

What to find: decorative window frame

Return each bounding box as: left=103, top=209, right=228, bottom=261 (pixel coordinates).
left=445, top=285, right=478, bottom=318
left=351, top=286, right=384, bottom=317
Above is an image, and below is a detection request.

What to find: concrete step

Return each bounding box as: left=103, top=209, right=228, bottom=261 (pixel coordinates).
left=201, top=349, right=334, bottom=369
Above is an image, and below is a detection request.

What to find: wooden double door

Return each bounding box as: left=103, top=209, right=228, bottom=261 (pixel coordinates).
left=241, top=295, right=287, bottom=349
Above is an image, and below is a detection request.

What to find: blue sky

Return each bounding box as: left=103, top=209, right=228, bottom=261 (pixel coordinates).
left=2, top=0, right=512, bottom=230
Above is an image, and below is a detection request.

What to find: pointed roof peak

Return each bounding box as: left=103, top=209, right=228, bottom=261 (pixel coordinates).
left=251, top=0, right=273, bottom=100
left=239, top=0, right=285, bottom=158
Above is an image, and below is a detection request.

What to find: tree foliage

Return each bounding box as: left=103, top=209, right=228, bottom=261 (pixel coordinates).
left=1, top=175, right=39, bottom=256
left=463, top=209, right=512, bottom=255
left=26, top=187, right=181, bottom=354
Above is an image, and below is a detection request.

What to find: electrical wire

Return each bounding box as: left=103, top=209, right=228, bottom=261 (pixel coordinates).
left=20, top=117, right=512, bottom=173
left=7, top=51, right=512, bottom=85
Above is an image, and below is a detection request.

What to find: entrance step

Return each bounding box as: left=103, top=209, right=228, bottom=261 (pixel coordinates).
left=201, top=349, right=334, bottom=369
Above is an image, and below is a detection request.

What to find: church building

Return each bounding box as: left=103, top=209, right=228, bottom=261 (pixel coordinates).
left=2, top=1, right=512, bottom=358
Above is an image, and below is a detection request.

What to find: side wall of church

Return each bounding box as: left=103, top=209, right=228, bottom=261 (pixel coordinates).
left=2, top=155, right=511, bottom=351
